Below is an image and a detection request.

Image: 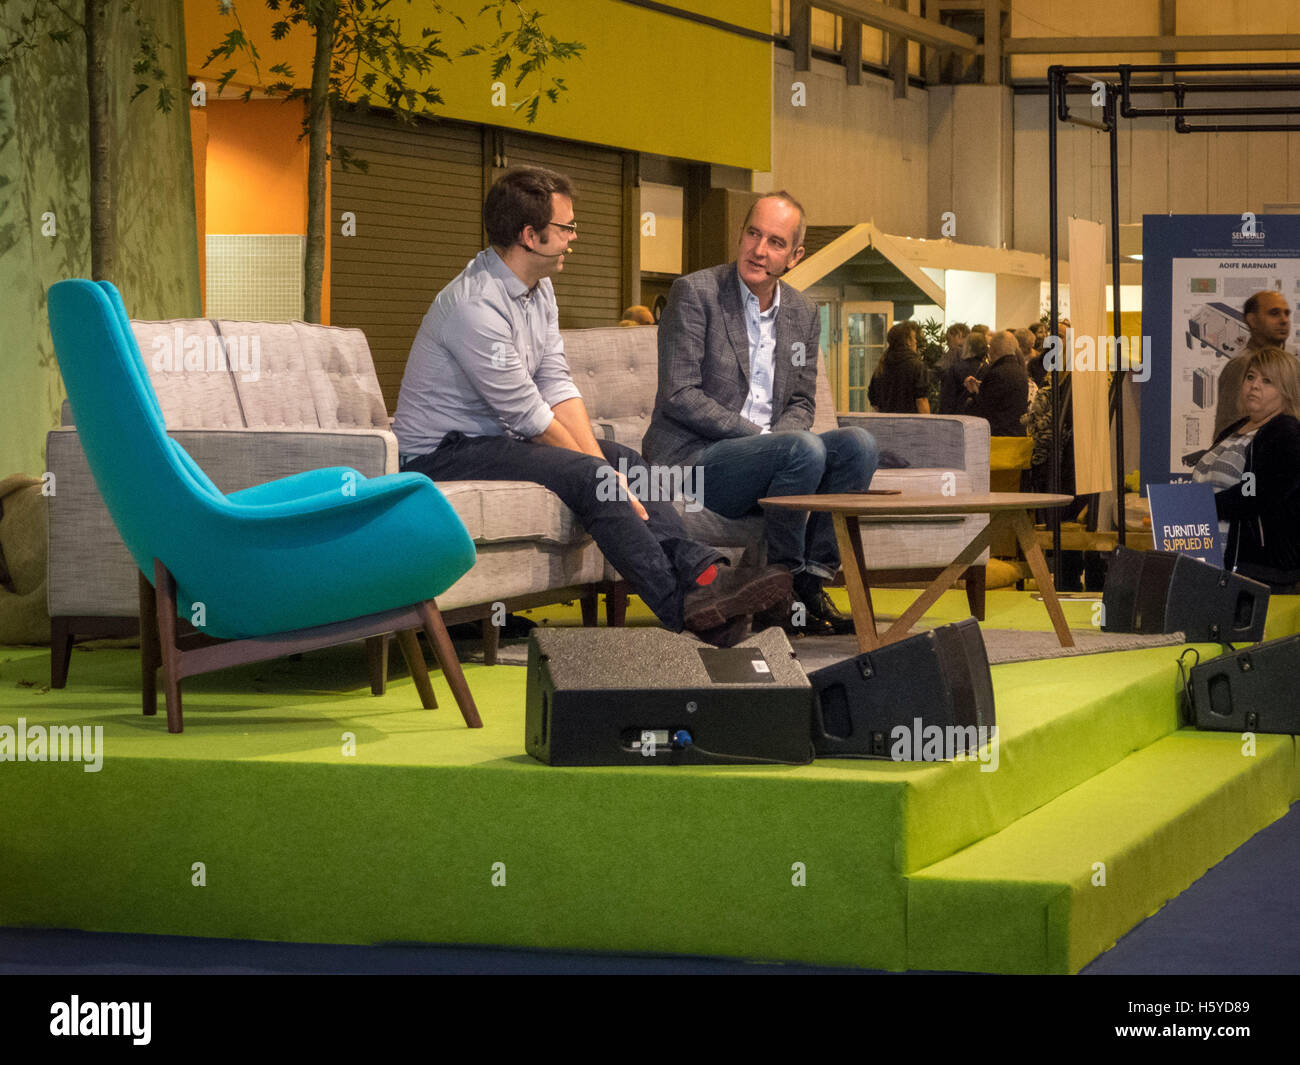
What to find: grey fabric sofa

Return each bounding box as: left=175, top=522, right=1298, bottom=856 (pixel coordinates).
left=45, top=317, right=989, bottom=685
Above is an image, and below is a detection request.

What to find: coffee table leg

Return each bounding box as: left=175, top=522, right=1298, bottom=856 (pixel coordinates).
left=833, top=512, right=878, bottom=653
left=883, top=520, right=996, bottom=644
left=1008, top=510, right=1075, bottom=647
left=843, top=515, right=877, bottom=623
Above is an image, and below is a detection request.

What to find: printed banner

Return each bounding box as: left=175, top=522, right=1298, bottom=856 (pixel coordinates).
left=1140, top=214, right=1300, bottom=487
left=1146, top=482, right=1223, bottom=567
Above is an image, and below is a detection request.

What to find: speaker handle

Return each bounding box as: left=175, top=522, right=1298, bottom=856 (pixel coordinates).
left=1179, top=642, right=1244, bottom=722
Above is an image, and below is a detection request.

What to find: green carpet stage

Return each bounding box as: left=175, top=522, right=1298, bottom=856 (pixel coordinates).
left=2, top=590, right=1298, bottom=973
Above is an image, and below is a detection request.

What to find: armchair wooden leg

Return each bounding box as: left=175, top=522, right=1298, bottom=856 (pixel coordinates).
left=481, top=618, right=500, bottom=666
left=139, top=572, right=160, bottom=717
left=50, top=617, right=75, bottom=690
left=416, top=600, right=482, bottom=728
left=153, top=559, right=184, bottom=733
left=580, top=589, right=598, bottom=626
left=394, top=629, right=438, bottom=709
left=365, top=634, right=389, bottom=695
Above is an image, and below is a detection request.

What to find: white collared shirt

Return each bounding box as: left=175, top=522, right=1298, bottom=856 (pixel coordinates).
left=740, top=278, right=779, bottom=432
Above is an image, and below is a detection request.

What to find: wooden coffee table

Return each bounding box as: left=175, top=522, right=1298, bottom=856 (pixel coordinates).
left=758, top=492, right=1077, bottom=652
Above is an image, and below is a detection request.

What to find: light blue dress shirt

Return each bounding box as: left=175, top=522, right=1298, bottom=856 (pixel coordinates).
left=392, top=248, right=582, bottom=457
left=740, top=277, right=779, bottom=432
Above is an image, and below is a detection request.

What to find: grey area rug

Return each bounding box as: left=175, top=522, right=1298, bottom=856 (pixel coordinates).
left=455, top=624, right=1188, bottom=671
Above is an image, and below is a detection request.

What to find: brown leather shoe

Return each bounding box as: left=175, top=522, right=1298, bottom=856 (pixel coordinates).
left=688, top=613, right=753, bottom=648
left=683, top=564, right=793, bottom=633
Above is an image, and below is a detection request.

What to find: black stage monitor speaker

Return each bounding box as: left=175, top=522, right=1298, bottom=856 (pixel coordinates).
left=525, top=627, right=814, bottom=766
left=1184, top=635, right=1300, bottom=734
left=806, top=618, right=996, bottom=760
left=1101, top=547, right=1269, bottom=643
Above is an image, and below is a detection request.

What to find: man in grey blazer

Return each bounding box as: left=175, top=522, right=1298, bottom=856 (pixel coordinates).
left=643, top=192, right=879, bottom=635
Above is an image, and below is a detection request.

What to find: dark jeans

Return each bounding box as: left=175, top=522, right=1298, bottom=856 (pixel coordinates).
left=692, top=428, right=879, bottom=579
left=405, top=433, right=719, bottom=632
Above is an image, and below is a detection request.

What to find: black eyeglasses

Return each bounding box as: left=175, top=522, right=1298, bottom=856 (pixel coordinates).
left=548, top=220, right=578, bottom=234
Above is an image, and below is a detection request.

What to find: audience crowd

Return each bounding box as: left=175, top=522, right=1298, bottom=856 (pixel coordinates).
left=870, top=316, right=1062, bottom=457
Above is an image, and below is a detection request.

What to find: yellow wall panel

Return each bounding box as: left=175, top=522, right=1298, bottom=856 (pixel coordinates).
left=186, top=0, right=772, bottom=170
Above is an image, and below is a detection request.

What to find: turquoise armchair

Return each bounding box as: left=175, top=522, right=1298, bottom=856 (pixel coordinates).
left=47, top=279, right=481, bottom=732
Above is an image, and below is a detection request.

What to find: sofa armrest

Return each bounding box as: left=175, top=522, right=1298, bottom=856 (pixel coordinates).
left=837, top=413, right=990, bottom=493
left=45, top=426, right=398, bottom=618
left=170, top=426, right=399, bottom=481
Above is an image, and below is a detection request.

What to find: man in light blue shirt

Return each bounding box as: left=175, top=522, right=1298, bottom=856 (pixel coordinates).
left=394, top=167, right=791, bottom=645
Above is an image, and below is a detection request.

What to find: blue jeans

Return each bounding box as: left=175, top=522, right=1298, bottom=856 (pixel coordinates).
left=405, top=433, right=720, bottom=632
left=693, top=428, right=878, bottom=579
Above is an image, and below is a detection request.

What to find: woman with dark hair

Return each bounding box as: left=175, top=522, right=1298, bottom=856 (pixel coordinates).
left=868, top=322, right=930, bottom=413
left=1193, top=347, right=1300, bottom=589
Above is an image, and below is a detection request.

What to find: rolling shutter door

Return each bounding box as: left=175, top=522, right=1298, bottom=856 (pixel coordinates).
left=501, top=132, right=627, bottom=329
left=330, top=112, right=485, bottom=408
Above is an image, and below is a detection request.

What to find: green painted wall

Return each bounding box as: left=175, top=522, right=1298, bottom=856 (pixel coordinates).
left=0, top=0, right=200, bottom=476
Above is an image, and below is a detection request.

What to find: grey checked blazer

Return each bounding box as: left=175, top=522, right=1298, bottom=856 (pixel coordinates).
left=641, top=262, right=821, bottom=467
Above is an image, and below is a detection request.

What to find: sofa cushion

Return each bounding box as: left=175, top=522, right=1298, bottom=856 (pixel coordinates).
left=128, top=318, right=389, bottom=433
left=562, top=325, right=659, bottom=449
left=857, top=516, right=988, bottom=567
left=131, top=319, right=245, bottom=428
left=869, top=466, right=972, bottom=502
left=437, top=480, right=588, bottom=548
left=220, top=321, right=321, bottom=429
left=291, top=321, right=389, bottom=429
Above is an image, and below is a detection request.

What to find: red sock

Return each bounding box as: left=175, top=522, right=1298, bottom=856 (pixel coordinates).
left=695, top=564, right=718, bottom=587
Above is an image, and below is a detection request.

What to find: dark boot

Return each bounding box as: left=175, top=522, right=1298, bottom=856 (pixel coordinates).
left=683, top=564, right=792, bottom=633
left=794, top=572, right=856, bottom=636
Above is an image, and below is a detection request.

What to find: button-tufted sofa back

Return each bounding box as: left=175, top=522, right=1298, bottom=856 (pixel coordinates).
left=93, top=318, right=392, bottom=432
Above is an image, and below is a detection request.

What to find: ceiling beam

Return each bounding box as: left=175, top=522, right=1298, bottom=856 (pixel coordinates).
left=1005, top=35, right=1300, bottom=54
left=812, top=0, right=980, bottom=53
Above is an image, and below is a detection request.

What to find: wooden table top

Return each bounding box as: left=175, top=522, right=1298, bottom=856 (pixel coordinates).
left=757, top=492, right=1076, bottom=515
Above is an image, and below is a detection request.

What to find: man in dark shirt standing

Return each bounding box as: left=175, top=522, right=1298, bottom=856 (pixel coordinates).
left=964, top=330, right=1028, bottom=436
